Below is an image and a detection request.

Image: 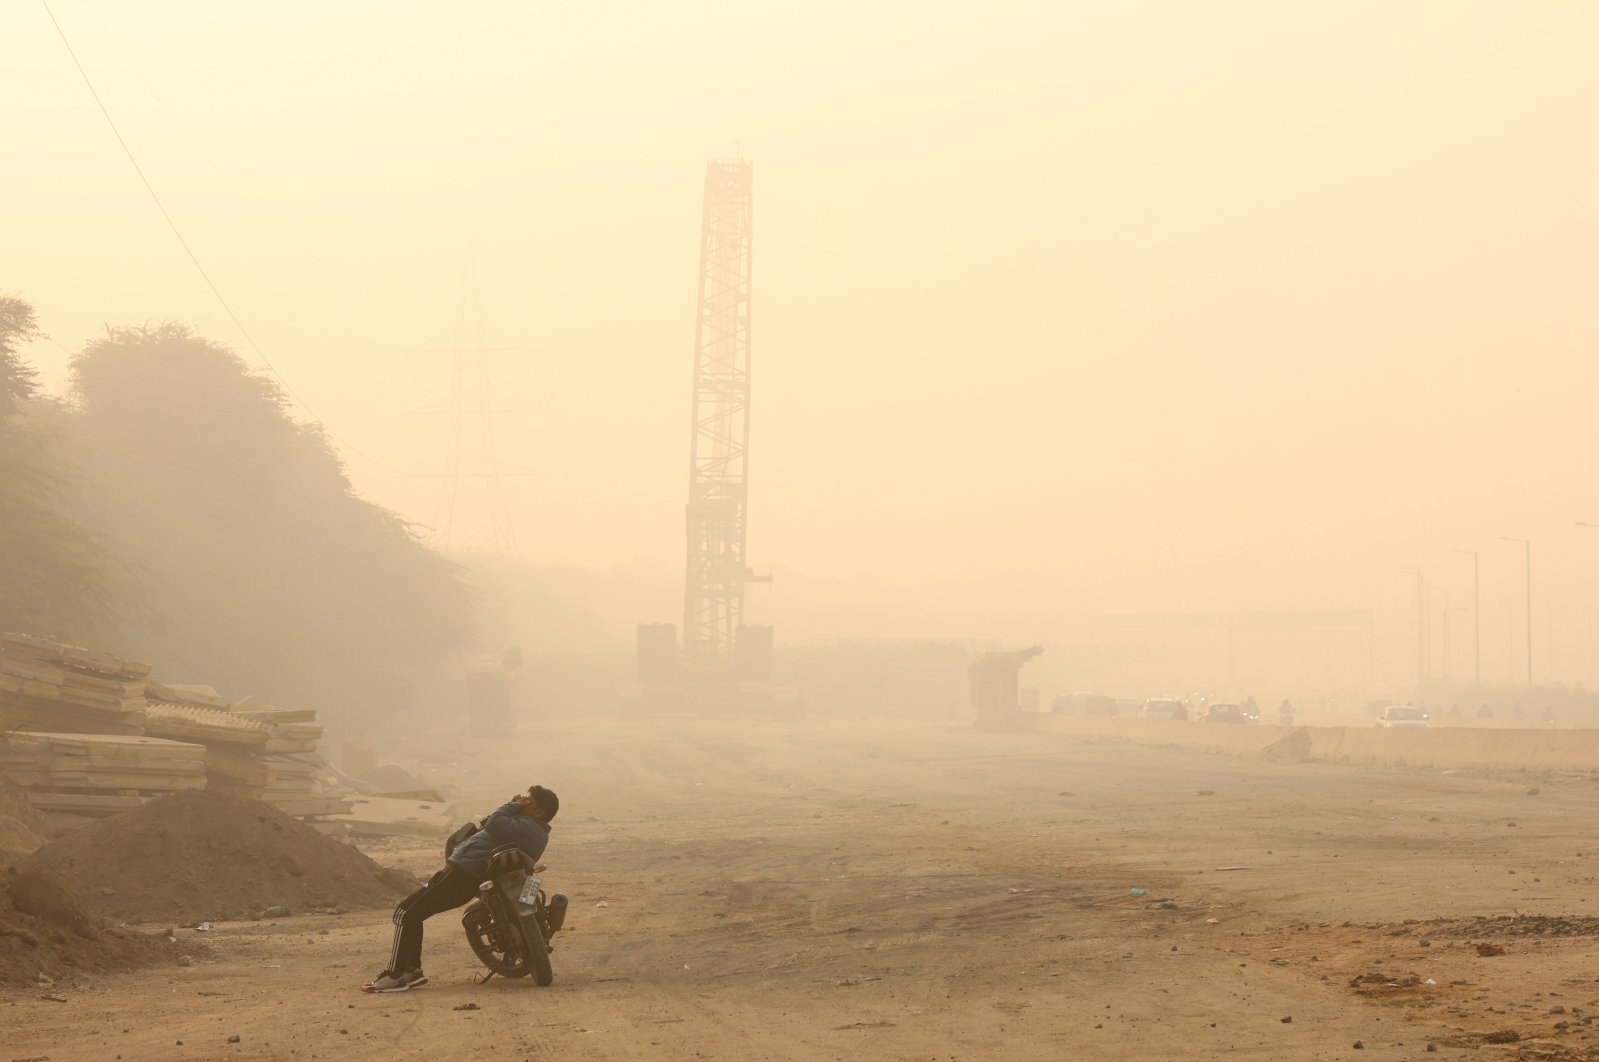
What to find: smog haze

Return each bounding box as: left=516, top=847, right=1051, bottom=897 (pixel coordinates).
left=6, top=1, right=1598, bottom=693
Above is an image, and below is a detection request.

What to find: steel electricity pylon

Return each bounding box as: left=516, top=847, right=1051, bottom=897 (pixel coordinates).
left=431, top=251, right=520, bottom=559
left=683, top=159, right=764, bottom=662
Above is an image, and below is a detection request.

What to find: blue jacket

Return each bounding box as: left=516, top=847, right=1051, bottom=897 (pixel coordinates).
left=447, top=802, right=551, bottom=879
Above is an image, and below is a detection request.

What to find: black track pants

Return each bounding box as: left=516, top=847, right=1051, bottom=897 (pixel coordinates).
left=388, top=865, right=481, bottom=974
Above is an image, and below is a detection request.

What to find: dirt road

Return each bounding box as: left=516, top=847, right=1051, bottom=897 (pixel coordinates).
left=6, top=717, right=1599, bottom=1060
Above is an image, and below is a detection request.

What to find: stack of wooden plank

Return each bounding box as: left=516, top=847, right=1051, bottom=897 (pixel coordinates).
left=262, top=754, right=315, bottom=801
left=144, top=679, right=230, bottom=711
left=0, top=632, right=353, bottom=822
left=0, top=634, right=150, bottom=735
left=261, top=758, right=349, bottom=818
left=233, top=706, right=349, bottom=818
left=241, top=708, right=322, bottom=755
left=0, top=732, right=206, bottom=815
left=143, top=701, right=275, bottom=800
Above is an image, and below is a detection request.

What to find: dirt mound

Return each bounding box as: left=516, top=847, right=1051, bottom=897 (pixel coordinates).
left=0, top=781, right=51, bottom=868
left=0, top=868, right=192, bottom=987
left=1263, top=727, right=1313, bottom=762
left=18, top=790, right=408, bottom=923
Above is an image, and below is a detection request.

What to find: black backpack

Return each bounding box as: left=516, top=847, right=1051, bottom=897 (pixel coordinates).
left=444, top=820, right=480, bottom=859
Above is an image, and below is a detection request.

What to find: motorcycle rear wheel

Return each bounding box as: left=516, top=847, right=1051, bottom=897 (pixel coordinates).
left=462, top=902, right=530, bottom=978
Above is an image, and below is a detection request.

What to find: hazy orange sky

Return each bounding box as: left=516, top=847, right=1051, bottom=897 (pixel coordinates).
left=6, top=2, right=1599, bottom=688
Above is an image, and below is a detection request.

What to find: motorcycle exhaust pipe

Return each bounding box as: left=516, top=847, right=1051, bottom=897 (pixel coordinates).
left=546, top=893, right=568, bottom=933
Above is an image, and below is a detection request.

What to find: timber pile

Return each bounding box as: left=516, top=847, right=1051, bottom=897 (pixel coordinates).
left=0, top=732, right=206, bottom=816
left=144, top=679, right=230, bottom=711
left=0, top=634, right=350, bottom=822
left=234, top=706, right=349, bottom=818
left=0, top=634, right=150, bottom=736
left=142, top=701, right=275, bottom=800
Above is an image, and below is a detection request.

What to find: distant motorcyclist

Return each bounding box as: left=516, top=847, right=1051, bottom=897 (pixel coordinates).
left=1277, top=698, right=1294, bottom=726
left=365, top=784, right=559, bottom=993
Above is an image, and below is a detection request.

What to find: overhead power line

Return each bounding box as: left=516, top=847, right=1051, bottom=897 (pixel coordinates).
left=38, top=0, right=422, bottom=479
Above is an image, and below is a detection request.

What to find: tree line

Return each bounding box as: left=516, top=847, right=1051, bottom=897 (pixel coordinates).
left=0, top=294, right=472, bottom=724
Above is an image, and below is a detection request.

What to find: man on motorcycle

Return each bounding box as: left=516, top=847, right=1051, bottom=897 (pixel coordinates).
left=365, top=784, right=559, bottom=993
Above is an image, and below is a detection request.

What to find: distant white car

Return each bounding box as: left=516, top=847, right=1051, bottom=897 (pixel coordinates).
left=1377, top=705, right=1430, bottom=729
left=1138, top=698, right=1188, bottom=721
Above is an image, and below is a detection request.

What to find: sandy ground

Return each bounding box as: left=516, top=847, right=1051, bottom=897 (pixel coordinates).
left=6, top=716, right=1599, bottom=1061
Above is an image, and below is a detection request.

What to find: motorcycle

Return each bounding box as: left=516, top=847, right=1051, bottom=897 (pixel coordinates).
left=449, top=825, right=568, bottom=986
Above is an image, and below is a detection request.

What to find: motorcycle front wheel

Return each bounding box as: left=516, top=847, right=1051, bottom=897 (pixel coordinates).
left=520, top=910, right=554, bottom=986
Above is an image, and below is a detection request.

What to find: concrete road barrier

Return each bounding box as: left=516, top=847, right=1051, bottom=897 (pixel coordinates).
left=1283, top=725, right=1599, bottom=769
left=1028, top=714, right=1599, bottom=770
left=1030, top=714, right=1286, bottom=754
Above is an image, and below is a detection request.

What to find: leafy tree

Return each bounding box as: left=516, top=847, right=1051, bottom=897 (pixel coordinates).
left=68, top=323, right=473, bottom=725
left=0, top=296, right=133, bottom=639
left=0, top=296, right=41, bottom=415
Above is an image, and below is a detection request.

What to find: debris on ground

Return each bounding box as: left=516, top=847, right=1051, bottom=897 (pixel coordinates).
left=1440, top=915, right=1598, bottom=939
left=0, top=868, right=198, bottom=986
left=1347, top=970, right=1428, bottom=997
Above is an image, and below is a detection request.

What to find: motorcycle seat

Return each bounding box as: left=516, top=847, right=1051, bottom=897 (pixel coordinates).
left=486, top=844, right=537, bottom=877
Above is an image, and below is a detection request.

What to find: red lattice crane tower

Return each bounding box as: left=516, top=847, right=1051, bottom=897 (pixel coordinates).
left=683, top=159, right=764, bottom=665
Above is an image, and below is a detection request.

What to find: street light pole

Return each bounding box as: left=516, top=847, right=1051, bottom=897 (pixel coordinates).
left=1574, top=522, right=1599, bottom=692
left=1450, top=548, right=1480, bottom=687
left=1399, top=566, right=1424, bottom=695
left=1501, top=536, right=1532, bottom=688
left=1443, top=605, right=1468, bottom=682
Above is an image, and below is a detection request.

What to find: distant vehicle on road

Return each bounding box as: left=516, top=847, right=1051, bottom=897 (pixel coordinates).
left=1051, top=692, right=1119, bottom=717
left=1138, top=698, right=1188, bottom=721
left=1377, top=705, right=1430, bottom=729
left=1240, top=701, right=1261, bottom=724
left=1203, top=703, right=1244, bottom=724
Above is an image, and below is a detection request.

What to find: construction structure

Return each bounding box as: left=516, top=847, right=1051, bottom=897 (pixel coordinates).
left=970, top=646, right=1044, bottom=730
left=683, top=158, right=766, bottom=669
left=628, top=160, right=790, bottom=713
